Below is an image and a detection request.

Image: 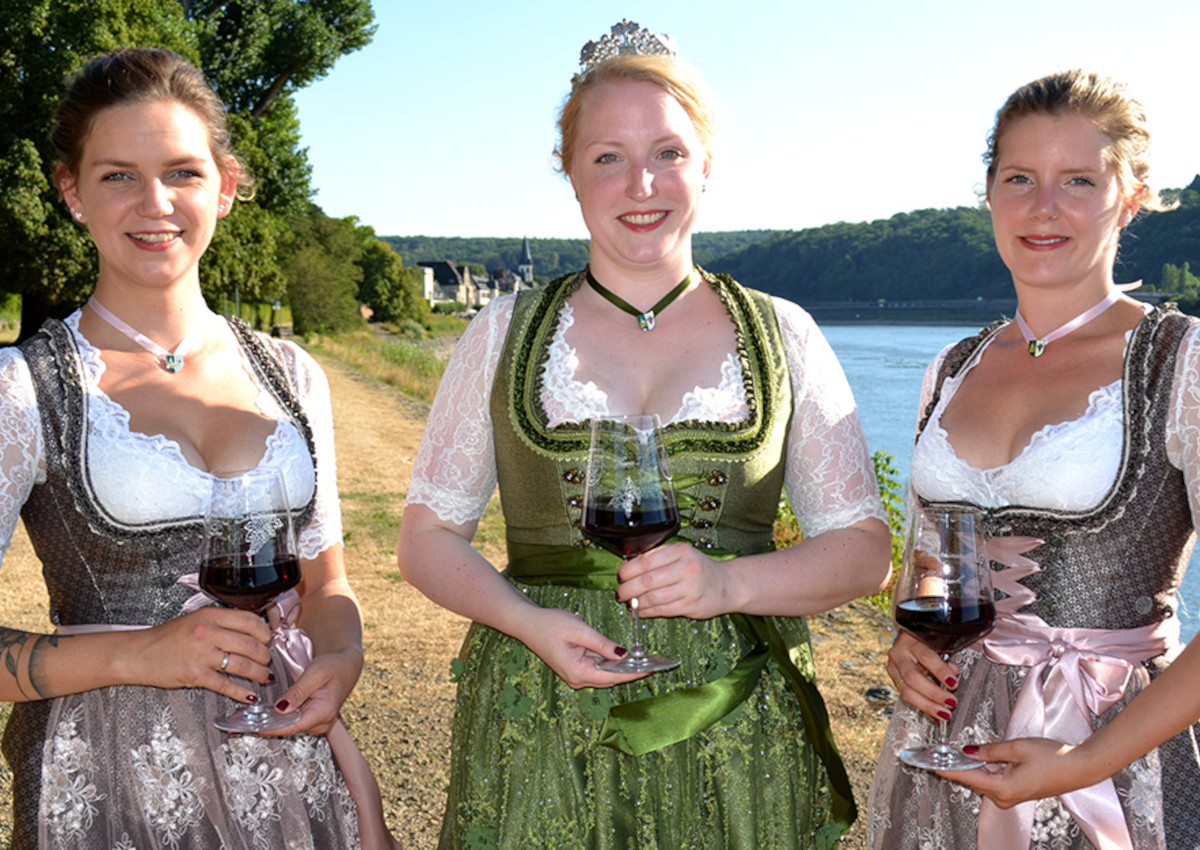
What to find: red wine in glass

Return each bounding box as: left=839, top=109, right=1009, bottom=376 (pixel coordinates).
left=579, top=505, right=680, bottom=560
left=894, top=596, right=996, bottom=656
left=202, top=468, right=303, bottom=733
left=894, top=505, right=995, bottom=770
left=199, top=553, right=301, bottom=615
left=581, top=414, right=681, bottom=674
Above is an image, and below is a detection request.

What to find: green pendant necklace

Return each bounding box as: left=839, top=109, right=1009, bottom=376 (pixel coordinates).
left=585, top=268, right=694, bottom=331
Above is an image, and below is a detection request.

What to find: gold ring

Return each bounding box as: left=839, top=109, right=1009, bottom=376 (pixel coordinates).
left=219, top=652, right=231, bottom=672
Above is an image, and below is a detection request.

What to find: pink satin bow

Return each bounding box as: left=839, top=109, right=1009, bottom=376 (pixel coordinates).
left=976, top=539, right=1176, bottom=850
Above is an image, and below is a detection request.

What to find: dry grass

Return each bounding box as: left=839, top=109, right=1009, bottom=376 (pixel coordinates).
left=0, top=336, right=897, bottom=848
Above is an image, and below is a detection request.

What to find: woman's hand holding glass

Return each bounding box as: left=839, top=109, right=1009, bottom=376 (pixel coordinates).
left=888, top=629, right=961, bottom=720
left=515, top=606, right=653, bottom=690
left=580, top=415, right=681, bottom=673
left=893, top=505, right=995, bottom=770
left=614, top=543, right=731, bottom=621
left=129, top=604, right=273, bottom=699
left=201, top=468, right=304, bottom=732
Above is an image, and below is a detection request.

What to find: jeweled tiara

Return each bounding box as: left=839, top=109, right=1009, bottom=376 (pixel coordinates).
left=573, top=19, right=677, bottom=86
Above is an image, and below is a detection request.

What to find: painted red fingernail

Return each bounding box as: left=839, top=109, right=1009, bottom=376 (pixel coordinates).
left=945, top=696, right=958, bottom=709
left=938, top=710, right=952, bottom=721
left=963, top=745, right=980, bottom=755
left=945, top=676, right=958, bottom=689
left=246, top=694, right=259, bottom=704
left=275, top=699, right=290, bottom=712
left=267, top=673, right=276, bottom=683
left=614, top=646, right=628, bottom=657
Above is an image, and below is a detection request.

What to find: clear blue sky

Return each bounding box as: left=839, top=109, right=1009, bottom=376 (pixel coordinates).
left=292, top=0, right=1199, bottom=240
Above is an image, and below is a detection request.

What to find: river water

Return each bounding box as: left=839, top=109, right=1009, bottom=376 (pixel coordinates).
left=820, top=322, right=1200, bottom=641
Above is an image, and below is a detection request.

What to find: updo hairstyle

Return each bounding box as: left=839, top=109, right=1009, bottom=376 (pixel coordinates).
left=51, top=47, right=252, bottom=195
left=984, top=69, right=1168, bottom=212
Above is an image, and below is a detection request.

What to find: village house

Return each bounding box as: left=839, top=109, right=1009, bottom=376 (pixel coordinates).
left=418, top=238, right=535, bottom=310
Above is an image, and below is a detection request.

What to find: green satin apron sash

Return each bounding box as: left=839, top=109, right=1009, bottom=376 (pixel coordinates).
left=504, top=540, right=856, bottom=831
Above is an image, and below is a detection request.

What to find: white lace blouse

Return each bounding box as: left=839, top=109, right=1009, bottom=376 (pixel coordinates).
left=0, top=312, right=342, bottom=564
left=407, top=292, right=886, bottom=540
left=912, top=321, right=1200, bottom=521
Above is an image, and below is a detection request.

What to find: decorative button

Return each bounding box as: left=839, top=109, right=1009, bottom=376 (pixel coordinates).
left=692, top=519, right=713, bottom=530
left=699, top=497, right=721, bottom=511
left=1135, top=596, right=1153, bottom=615
left=563, top=468, right=584, bottom=485
left=567, top=495, right=582, bottom=509
left=707, top=471, right=728, bottom=486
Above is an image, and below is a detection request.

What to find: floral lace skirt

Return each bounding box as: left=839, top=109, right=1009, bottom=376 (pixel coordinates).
left=866, top=647, right=1182, bottom=850
left=3, top=658, right=359, bottom=849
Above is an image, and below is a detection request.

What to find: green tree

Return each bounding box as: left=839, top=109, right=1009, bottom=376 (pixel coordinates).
left=358, top=238, right=430, bottom=325
left=1163, top=262, right=1200, bottom=315
left=285, top=206, right=365, bottom=336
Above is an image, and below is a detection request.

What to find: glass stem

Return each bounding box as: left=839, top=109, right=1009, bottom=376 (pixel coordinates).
left=628, top=596, right=647, bottom=659
left=935, top=717, right=951, bottom=753
left=934, top=652, right=952, bottom=754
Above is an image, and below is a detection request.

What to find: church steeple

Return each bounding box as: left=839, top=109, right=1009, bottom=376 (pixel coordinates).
left=518, top=236, right=534, bottom=283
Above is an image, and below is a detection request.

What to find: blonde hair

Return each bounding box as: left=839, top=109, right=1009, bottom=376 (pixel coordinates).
left=554, top=53, right=715, bottom=176
left=984, top=69, right=1167, bottom=212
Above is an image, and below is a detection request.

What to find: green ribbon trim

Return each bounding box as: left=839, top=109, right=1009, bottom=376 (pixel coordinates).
left=505, top=540, right=857, bottom=832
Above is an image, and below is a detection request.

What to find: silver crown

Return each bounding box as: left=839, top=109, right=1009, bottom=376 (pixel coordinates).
left=574, top=20, right=677, bottom=85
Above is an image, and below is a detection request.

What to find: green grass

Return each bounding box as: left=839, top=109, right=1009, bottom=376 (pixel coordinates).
left=304, top=328, right=456, bottom=406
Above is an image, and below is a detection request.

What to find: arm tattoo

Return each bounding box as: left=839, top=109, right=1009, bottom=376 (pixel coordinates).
left=0, top=628, right=66, bottom=700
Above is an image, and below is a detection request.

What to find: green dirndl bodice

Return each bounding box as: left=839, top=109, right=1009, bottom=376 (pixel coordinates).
left=438, top=269, right=854, bottom=850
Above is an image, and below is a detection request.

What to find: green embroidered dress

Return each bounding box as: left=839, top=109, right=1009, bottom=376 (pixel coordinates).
left=407, top=270, right=885, bottom=849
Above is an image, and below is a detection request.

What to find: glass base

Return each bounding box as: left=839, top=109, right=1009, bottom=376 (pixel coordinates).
left=900, top=745, right=985, bottom=771
left=596, top=652, right=680, bottom=674
left=213, top=704, right=302, bottom=734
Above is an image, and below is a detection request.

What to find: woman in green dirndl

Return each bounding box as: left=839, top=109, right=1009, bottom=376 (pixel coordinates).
left=398, top=20, right=892, bottom=849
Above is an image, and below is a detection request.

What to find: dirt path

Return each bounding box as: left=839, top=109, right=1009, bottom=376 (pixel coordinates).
left=0, top=349, right=894, bottom=849
left=312, top=356, right=470, bottom=849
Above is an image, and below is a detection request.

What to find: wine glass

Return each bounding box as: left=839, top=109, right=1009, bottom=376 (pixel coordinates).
left=893, top=504, right=995, bottom=770
left=201, top=468, right=303, bottom=733
left=580, top=414, right=681, bottom=673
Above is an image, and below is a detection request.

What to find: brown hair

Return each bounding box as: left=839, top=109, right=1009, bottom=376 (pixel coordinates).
left=51, top=47, right=251, bottom=194
left=984, top=69, right=1167, bottom=211
left=554, top=53, right=715, bottom=176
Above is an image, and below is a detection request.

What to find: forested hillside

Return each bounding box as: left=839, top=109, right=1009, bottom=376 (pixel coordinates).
left=383, top=175, right=1200, bottom=311
left=717, top=176, right=1200, bottom=306
left=381, top=231, right=784, bottom=281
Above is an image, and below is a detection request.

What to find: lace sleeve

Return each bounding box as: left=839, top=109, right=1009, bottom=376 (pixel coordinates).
left=406, top=297, right=513, bottom=525
left=277, top=341, right=344, bottom=559
left=1164, top=322, right=1200, bottom=530
left=0, top=348, right=44, bottom=563
left=774, top=298, right=886, bottom=538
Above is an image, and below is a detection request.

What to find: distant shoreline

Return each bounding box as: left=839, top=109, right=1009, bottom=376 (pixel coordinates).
left=799, top=298, right=1014, bottom=326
